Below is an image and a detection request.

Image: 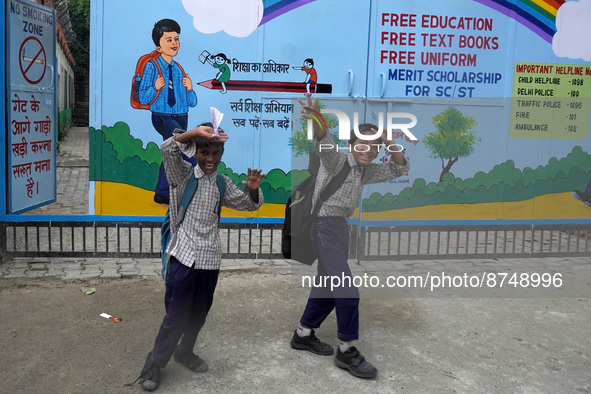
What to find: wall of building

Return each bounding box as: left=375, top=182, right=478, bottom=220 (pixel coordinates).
left=89, top=0, right=591, bottom=223
left=30, top=0, right=76, bottom=138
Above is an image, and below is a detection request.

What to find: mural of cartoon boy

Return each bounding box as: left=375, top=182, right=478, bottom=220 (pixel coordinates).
left=293, top=58, right=317, bottom=94
left=139, top=18, right=197, bottom=205
left=205, top=53, right=231, bottom=94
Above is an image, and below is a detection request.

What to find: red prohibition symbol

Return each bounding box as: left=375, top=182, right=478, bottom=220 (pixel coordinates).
left=19, top=36, right=47, bottom=85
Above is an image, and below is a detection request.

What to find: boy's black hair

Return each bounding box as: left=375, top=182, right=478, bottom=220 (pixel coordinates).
left=152, top=19, right=181, bottom=47
left=193, top=122, right=225, bottom=152
left=348, top=123, right=381, bottom=145
left=304, top=58, right=314, bottom=66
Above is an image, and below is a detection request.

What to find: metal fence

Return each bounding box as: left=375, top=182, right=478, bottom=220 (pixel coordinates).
left=0, top=221, right=284, bottom=259
left=357, top=224, right=591, bottom=260
left=1, top=220, right=589, bottom=260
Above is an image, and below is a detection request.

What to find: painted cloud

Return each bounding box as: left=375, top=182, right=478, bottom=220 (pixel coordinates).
left=552, top=0, right=591, bottom=61
left=182, top=0, right=263, bottom=38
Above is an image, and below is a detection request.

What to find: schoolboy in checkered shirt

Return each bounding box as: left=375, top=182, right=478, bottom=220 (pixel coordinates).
left=290, top=94, right=410, bottom=379
left=136, top=123, right=264, bottom=391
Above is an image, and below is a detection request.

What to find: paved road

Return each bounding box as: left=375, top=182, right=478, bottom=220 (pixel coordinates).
left=1, top=269, right=590, bottom=394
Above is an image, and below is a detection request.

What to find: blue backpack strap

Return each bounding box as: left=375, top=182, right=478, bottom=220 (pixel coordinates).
left=215, top=174, right=226, bottom=221
left=177, top=175, right=198, bottom=224
left=179, top=174, right=224, bottom=223
left=162, top=175, right=198, bottom=284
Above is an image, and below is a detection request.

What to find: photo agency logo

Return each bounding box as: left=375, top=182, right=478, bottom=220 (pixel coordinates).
left=305, top=108, right=418, bottom=153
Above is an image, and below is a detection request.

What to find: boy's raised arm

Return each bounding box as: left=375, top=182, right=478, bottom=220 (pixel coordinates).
left=374, top=127, right=407, bottom=166
left=298, top=93, right=326, bottom=140
left=174, top=125, right=229, bottom=143
left=241, top=167, right=265, bottom=204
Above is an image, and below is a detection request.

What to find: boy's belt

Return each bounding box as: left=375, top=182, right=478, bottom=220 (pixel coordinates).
left=152, top=112, right=188, bottom=118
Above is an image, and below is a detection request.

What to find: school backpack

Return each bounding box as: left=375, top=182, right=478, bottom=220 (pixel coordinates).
left=130, top=51, right=187, bottom=110
left=161, top=174, right=226, bottom=284
left=281, top=161, right=351, bottom=265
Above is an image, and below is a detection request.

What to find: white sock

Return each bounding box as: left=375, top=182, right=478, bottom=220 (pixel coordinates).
left=297, top=324, right=312, bottom=337
left=339, top=339, right=355, bottom=352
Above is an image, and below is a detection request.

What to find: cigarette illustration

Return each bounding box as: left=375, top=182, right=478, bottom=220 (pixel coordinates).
left=22, top=56, right=44, bottom=64
left=22, top=48, right=44, bottom=64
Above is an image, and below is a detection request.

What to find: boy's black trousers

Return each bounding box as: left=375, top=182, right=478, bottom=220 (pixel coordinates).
left=152, top=256, right=219, bottom=367
left=300, top=216, right=360, bottom=341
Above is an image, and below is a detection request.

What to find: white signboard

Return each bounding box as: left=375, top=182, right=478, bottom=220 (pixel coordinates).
left=7, top=0, right=56, bottom=213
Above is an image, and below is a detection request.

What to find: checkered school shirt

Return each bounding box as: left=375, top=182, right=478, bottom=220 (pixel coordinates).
left=312, top=133, right=410, bottom=218
left=162, top=134, right=263, bottom=270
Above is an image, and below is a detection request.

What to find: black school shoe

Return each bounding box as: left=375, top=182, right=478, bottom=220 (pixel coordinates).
left=153, top=193, right=169, bottom=205
left=290, top=329, right=334, bottom=355
left=335, top=347, right=378, bottom=379
left=173, top=346, right=209, bottom=372
left=573, top=190, right=591, bottom=206
left=139, top=351, right=161, bottom=391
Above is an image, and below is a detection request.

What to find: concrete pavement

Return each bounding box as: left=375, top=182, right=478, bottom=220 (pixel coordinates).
left=24, top=126, right=90, bottom=216
left=0, top=265, right=590, bottom=393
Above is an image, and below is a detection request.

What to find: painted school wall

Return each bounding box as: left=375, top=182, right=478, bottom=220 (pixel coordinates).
left=89, top=0, right=591, bottom=222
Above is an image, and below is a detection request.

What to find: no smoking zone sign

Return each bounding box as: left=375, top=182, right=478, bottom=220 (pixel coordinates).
left=7, top=0, right=57, bottom=214
left=19, top=35, right=46, bottom=84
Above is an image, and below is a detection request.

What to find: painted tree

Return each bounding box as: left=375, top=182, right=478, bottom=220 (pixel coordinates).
left=423, top=106, right=480, bottom=182
left=288, top=103, right=341, bottom=175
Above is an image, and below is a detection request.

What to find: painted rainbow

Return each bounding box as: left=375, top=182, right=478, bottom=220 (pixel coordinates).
left=261, top=0, right=566, bottom=44
left=474, top=0, right=566, bottom=43
left=261, top=0, right=317, bottom=25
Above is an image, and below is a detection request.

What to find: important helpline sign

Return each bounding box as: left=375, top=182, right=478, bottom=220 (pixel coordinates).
left=510, top=62, right=591, bottom=140
left=7, top=0, right=57, bottom=213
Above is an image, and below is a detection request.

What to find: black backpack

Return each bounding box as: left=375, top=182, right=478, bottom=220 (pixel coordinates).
left=282, top=162, right=351, bottom=264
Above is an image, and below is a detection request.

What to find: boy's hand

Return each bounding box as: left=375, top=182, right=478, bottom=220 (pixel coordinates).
left=373, top=128, right=395, bottom=146
left=242, top=167, right=265, bottom=190
left=372, top=128, right=407, bottom=165
left=195, top=126, right=229, bottom=142
left=297, top=92, right=320, bottom=120
left=297, top=93, right=326, bottom=139
left=176, top=126, right=229, bottom=143
left=155, top=75, right=165, bottom=91
left=216, top=129, right=229, bottom=142
left=182, top=75, right=193, bottom=90
left=242, top=167, right=265, bottom=203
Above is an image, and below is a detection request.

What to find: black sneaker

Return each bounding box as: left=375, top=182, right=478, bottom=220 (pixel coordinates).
left=573, top=190, right=591, bottom=206
left=154, top=193, right=169, bottom=205
left=173, top=346, right=209, bottom=372
left=335, top=347, right=377, bottom=378
left=139, top=351, right=160, bottom=391
left=290, top=329, right=334, bottom=356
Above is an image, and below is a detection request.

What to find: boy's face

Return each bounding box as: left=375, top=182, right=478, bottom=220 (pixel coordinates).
left=303, top=61, right=312, bottom=69
left=349, top=133, right=381, bottom=166
left=157, top=31, right=180, bottom=57
left=195, top=145, right=223, bottom=174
